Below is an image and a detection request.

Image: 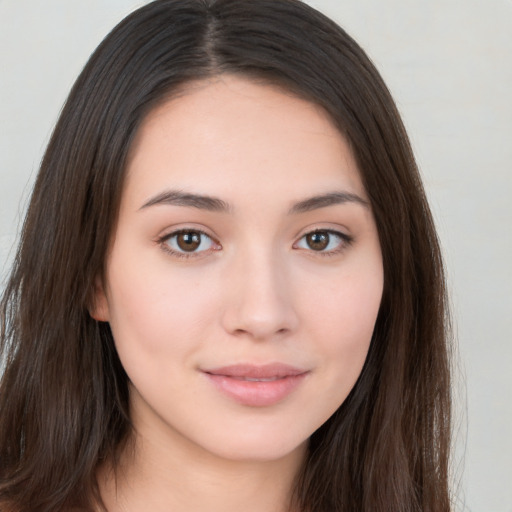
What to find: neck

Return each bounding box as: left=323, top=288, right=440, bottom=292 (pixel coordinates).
left=98, top=424, right=306, bottom=512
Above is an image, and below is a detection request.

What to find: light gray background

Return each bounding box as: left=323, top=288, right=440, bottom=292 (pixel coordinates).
left=1, top=1, right=511, bottom=510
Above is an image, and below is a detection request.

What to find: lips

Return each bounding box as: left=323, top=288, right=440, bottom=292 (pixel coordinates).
left=202, top=363, right=309, bottom=407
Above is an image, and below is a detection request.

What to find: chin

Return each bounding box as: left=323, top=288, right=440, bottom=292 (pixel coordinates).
left=206, top=435, right=308, bottom=464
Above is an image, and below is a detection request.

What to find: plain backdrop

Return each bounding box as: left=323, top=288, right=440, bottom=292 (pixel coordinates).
left=0, top=1, right=511, bottom=511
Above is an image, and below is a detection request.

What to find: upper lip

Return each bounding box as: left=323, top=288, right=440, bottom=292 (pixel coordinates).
left=203, top=363, right=308, bottom=379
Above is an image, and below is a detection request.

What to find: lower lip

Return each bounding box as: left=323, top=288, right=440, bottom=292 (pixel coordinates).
left=204, top=373, right=308, bottom=407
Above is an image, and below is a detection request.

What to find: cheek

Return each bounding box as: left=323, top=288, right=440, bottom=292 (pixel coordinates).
left=104, top=255, right=220, bottom=361
left=304, top=267, right=382, bottom=342
left=301, top=265, right=383, bottom=389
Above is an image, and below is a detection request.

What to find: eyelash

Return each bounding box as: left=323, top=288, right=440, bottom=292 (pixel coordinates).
left=157, top=228, right=220, bottom=260
left=157, top=228, right=353, bottom=260
left=294, top=229, right=353, bottom=257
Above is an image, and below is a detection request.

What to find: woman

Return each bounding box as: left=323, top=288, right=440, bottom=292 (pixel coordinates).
left=0, top=0, right=452, bottom=511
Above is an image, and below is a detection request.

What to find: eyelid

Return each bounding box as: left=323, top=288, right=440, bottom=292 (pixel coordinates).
left=157, top=227, right=221, bottom=259
left=293, top=228, right=353, bottom=256
left=155, top=224, right=353, bottom=260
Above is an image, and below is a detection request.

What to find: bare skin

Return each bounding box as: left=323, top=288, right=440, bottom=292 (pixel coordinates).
left=93, top=75, right=383, bottom=512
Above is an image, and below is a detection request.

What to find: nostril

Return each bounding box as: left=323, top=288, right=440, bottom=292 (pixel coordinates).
left=220, top=271, right=299, bottom=339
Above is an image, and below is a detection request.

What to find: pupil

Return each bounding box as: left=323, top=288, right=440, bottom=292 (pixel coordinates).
left=177, top=232, right=201, bottom=251
left=307, top=232, right=329, bottom=250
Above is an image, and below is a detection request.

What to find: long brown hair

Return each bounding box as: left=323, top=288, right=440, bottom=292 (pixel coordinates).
left=0, top=1, right=452, bottom=510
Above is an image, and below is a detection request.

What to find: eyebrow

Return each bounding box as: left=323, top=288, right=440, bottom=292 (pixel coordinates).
left=139, top=189, right=369, bottom=213
left=140, top=190, right=231, bottom=212
left=288, top=191, right=369, bottom=214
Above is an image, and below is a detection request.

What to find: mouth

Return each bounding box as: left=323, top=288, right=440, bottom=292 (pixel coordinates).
left=202, top=363, right=309, bottom=407
left=228, top=376, right=284, bottom=382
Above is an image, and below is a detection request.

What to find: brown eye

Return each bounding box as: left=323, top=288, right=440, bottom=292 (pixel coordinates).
left=162, top=229, right=218, bottom=256
left=306, top=231, right=330, bottom=251
left=176, top=231, right=201, bottom=252
left=295, top=229, right=351, bottom=254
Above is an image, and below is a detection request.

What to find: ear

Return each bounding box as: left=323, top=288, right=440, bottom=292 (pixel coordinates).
left=88, top=275, right=110, bottom=322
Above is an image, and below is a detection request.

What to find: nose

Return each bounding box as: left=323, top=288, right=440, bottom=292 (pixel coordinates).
left=220, top=249, right=299, bottom=341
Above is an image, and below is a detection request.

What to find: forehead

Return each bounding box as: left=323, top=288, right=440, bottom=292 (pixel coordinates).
left=123, top=75, right=366, bottom=208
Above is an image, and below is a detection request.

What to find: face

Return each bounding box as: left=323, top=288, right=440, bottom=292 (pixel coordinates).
left=92, top=76, right=383, bottom=463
